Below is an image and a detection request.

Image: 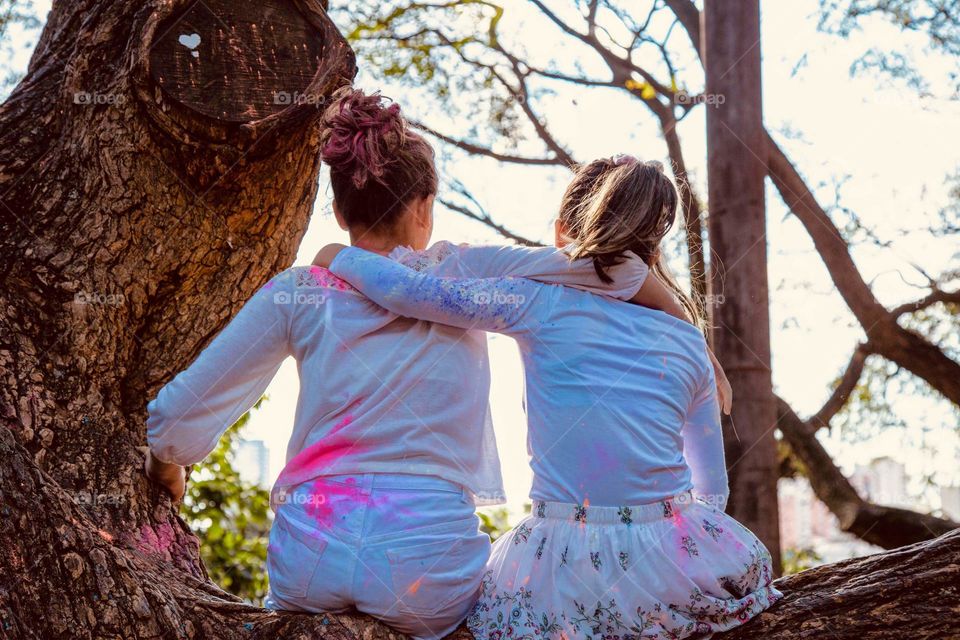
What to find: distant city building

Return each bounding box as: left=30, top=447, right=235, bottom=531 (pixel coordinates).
left=777, top=456, right=916, bottom=564
left=941, top=486, right=960, bottom=521
left=235, top=439, right=270, bottom=487
left=851, top=456, right=909, bottom=508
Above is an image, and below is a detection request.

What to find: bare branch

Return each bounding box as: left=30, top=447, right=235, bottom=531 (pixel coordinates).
left=439, top=181, right=545, bottom=246
left=809, top=344, right=870, bottom=430
left=663, top=0, right=703, bottom=62
left=412, top=121, right=565, bottom=166
left=892, top=287, right=960, bottom=317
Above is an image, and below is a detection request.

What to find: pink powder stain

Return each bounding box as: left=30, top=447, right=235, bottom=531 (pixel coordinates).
left=329, top=398, right=363, bottom=435
left=330, top=414, right=353, bottom=435
left=276, top=437, right=366, bottom=488
left=307, top=265, right=356, bottom=291
left=302, top=477, right=371, bottom=528
left=137, top=522, right=176, bottom=555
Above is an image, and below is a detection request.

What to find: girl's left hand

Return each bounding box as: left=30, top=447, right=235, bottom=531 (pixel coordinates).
left=312, top=243, right=348, bottom=269
left=144, top=449, right=187, bottom=502
left=706, top=348, right=733, bottom=415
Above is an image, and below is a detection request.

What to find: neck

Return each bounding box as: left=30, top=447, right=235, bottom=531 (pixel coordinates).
left=349, top=229, right=411, bottom=256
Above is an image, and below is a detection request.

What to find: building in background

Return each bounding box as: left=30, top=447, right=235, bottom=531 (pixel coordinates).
left=941, top=485, right=960, bottom=521
left=778, top=456, right=918, bottom=564
left=235, top=439, right=270, bottom=488
left=851, top=456, right=909, bottom=508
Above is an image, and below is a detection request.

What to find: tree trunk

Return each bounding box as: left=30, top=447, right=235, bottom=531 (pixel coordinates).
left=0, top=0, right=354, bottom=634
left=703, top=0, right=782, bottom=570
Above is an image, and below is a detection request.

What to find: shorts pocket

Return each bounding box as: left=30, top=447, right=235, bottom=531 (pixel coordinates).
left=387, top=535, right=489, bottom=616
left=267, top=511, right=328, bottom=599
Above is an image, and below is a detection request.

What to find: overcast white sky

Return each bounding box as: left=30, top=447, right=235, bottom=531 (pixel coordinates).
left=6, top=0, right=958, bottom=515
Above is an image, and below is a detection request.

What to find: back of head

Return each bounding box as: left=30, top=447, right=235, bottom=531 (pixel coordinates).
left=560, top=156, right=677, bottom=271
left=559, top=156, right=704, bottom=328
left=319, top=87, right=438, bottom=231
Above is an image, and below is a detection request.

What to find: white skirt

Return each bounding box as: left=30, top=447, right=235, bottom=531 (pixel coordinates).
left=467, top=492, right=782, bottom=640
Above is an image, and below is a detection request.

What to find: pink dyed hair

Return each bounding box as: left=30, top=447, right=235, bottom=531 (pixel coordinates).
left=319, top=87, right=437, bottom=229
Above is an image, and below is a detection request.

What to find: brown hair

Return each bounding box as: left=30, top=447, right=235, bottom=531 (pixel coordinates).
left=319, top=87, right=438, bottom=230
left=559, top=156, right=704, bottom=328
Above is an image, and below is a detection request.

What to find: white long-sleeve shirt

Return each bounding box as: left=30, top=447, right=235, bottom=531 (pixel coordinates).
left=146, top=242, right=648, bottom=507
left=329, top=247, right=729, bottom=509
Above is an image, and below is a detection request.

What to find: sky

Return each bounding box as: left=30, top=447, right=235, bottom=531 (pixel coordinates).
left=4, top=0, right=958, bottom=516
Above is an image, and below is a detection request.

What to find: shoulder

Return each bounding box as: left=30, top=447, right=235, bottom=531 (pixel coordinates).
left=266, top=266, right=360, bottom=295
left=389, top=240, right=463, bottom=272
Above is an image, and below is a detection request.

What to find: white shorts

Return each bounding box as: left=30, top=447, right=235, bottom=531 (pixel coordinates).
left=467, top=492, right=782, bottom=640
left=264, top=473, right=490, bottom=640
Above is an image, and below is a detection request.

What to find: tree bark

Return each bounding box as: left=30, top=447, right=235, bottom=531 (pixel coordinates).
left=714, top=528, right=960, bottom=640
left=0, top=0, right=354, bottom=634
left=703, top=0, right=782, bottom=570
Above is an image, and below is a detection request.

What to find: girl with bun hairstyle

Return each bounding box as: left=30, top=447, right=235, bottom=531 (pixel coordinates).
left=144, top=87, right=654, bottom=639
left=315, top=157, right=780, bottom=639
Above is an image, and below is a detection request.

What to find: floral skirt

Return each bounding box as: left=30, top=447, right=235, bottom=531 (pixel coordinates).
left=466, top=492, right=782, bottom=640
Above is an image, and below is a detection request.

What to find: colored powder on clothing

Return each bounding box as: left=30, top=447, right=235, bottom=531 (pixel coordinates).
left=307, top=266, right=354, bottom=291
left=303, top=477, right=371, bottom=528
left=275, top=438, right=364, bottom=488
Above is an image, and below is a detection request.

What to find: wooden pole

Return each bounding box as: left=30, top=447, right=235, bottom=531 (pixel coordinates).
left=704, top=0, right=781, bottom=571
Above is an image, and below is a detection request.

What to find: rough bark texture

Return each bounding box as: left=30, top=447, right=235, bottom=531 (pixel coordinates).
left=0, top=0, right=355, bottom=635
left=704, top=0, right=782, bottom=570
left=714, top=528, right=960, bottom=640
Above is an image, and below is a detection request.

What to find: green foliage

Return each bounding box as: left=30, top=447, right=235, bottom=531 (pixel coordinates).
left=478, top=502, right=529, bottom=541
left=183, top=397, right=272, bottom=604
left=781, top=546, right=824, bottom=575
left=478, top=506, right=513, bottom=541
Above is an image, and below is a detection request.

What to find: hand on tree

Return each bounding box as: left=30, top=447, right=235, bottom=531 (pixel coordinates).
left=144, top=449, right=187, bottom=502
left=312, top=243, right=349, bottom=269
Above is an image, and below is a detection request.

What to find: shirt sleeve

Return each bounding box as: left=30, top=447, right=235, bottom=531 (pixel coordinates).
left=425, top=242, right=648, bottom=300
left=146, top=270, right=293, bottom=465
left=330, top=246, right=541, bottom=335
left=681, top=359, right=729, bottom=511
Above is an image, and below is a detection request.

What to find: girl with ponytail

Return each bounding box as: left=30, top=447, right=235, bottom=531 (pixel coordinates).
left=145, top=88, right=653, bottom=639
left=316, top=155, right=780, bottom=639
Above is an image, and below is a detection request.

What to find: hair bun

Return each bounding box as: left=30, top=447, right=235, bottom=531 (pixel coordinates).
left=320, top=87, right=406, bottom=189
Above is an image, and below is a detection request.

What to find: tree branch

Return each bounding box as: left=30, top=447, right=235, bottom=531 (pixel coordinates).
left=412, top=121, right=565, bottom=166
left=439, top=184, right=545, bottom=247
left=809, top=344, right=869, bottom=430
left=891, top=287, right=960, bottom=316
